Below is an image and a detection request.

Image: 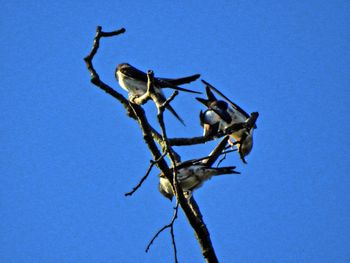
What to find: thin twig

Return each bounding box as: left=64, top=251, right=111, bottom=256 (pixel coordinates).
left=146, top=202, right=179, bottom=257
left=216, top=152, right=227, bottom=167
left=158, top=90, right=181, bottom=163
left=170, top=216, right=179, bottom=263
left=125, top=152, right=168, bottom=196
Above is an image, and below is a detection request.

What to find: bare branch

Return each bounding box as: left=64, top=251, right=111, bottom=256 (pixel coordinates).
left=125, top=152, right=168, bottom=196
left=131, top=92, right=151, bottom=105
left=216, top=151, right=228, bottom=167
left=146, top=70, right=219, bottom=262
left=168, top=112, right=259, bottom=147
left=84, top=26, right=223, bottom=263
left=83, top=26, right=136, bottom=118
left=146, top=202, right=180, bottom=263
left=83, top=26, right=169, bottom=148
left=168, top=134, right=215, bottom=146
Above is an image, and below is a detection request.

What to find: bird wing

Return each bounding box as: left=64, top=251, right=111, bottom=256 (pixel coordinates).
left=174, top=158, right=206, bottom=170
left=159, top=74, right=200, bottom=86
left=157, top=74, right=201, bottom=94
left=157, top=79, right=202, bottom=94
left=202, top=136, right=230, bottom=166
left=118, top=64, right=201, bottom=94
left=118, top=64, right=148, bottom=82
left=173, top=137, right=234, bottom=171
left=210, top=106, right=232, bottom=123
left=165, top=104, right=185, bottom=126
left=201, top=80, right=250, bottom=119
left=162, top=83, right=202, bottom=94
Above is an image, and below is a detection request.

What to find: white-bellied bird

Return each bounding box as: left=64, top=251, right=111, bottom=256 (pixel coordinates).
left=196, top=80, right=257, bottom=163
left=159, top=136, right=240, bottom=200
left=115, top=63, right=201, bottom=125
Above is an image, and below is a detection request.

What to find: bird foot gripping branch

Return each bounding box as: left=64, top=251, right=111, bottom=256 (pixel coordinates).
left=196, top=80, right=259, bottom=164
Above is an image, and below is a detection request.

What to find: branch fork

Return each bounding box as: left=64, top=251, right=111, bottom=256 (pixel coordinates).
left=84, top=26, right=224, bottom=263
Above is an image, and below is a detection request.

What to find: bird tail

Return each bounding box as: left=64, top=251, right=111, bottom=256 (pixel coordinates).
left=211, top=166, right=240, bottom=176
left=196, top=97, right=211, bottom=107
left=159, top=74, right=202, bottom=94
left=166, top=104, right=185, bottom=126
left=195, top=85, right=219, bottom=106
left=204, top=85, right=218, bottom=102
left=166, top=85, right=202, bottom=94
left=162, top=74, right=200, bottom=86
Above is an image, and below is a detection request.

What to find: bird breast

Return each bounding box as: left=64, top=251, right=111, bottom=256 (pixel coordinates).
left=117, top=72, right=147, bottom=96
left=204, top=110, right=222, bottom=125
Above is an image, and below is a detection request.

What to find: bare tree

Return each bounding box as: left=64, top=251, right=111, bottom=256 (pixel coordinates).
left=84, top=26, right=258, bottom=262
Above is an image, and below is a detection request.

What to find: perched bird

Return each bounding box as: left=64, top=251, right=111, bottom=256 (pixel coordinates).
left=196, top=80, right=257, bottom=163
left=159, top=136, right=240, bottom=200
left=159, top=164, right=239, bottom=200
left=115, top=63, right=201, bottom=125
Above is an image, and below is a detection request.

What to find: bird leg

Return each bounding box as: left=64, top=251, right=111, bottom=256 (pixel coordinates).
left=130, top=93, right=150, bottom=105
left=227, top=138, right=239, bottom=147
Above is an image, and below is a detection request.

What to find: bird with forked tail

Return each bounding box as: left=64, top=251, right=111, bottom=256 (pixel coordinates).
left=196, top=80, right=257, bottom=163
left=159, top=165, right=239, bottom=201
left=115, top=63, right=201, bottom=125
left=159, top=136, right=240, bottom=200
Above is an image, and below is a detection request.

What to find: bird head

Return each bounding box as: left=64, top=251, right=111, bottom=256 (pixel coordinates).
left=115, top=63, right=133, bottom=80
left=238, top=132, right=253, bottom=163
left=158, top=183, right=173, bottom=201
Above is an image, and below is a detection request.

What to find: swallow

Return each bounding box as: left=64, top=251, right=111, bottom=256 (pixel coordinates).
left=115, top=63, right=201, bottom=125
left=159, top=136, right=240, bottom=200
left=196, top=80, right=257, bottom=163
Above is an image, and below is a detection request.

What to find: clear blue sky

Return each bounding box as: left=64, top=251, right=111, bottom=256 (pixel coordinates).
left=1, top=1, right=349, bottom=262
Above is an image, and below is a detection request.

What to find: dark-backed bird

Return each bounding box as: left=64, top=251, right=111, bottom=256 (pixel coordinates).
left=196, top=80, right=256, bottom=163
left=159, top=136, right=240, bottom=200
left=115, top=63, right=200, bottom=125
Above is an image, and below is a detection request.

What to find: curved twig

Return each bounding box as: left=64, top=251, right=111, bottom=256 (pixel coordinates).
left=146, top=202, right=179, bottom=263
left=125, top=152, right=168, bottom=196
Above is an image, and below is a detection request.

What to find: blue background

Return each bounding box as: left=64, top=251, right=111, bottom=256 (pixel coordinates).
left=1, top=1, right=349, bottom=262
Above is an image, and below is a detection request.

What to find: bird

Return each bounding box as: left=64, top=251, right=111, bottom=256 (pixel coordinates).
left=115, top=63, right=201, bottom=125
left=159, top=136, right=240, bottom=200
left=196, top=80, right=257, bottom=163
left=159, top=164, right=239, bottom=201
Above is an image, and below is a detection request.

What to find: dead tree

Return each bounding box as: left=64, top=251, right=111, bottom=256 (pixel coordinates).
left=84, top=26, right=258, bottom=263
